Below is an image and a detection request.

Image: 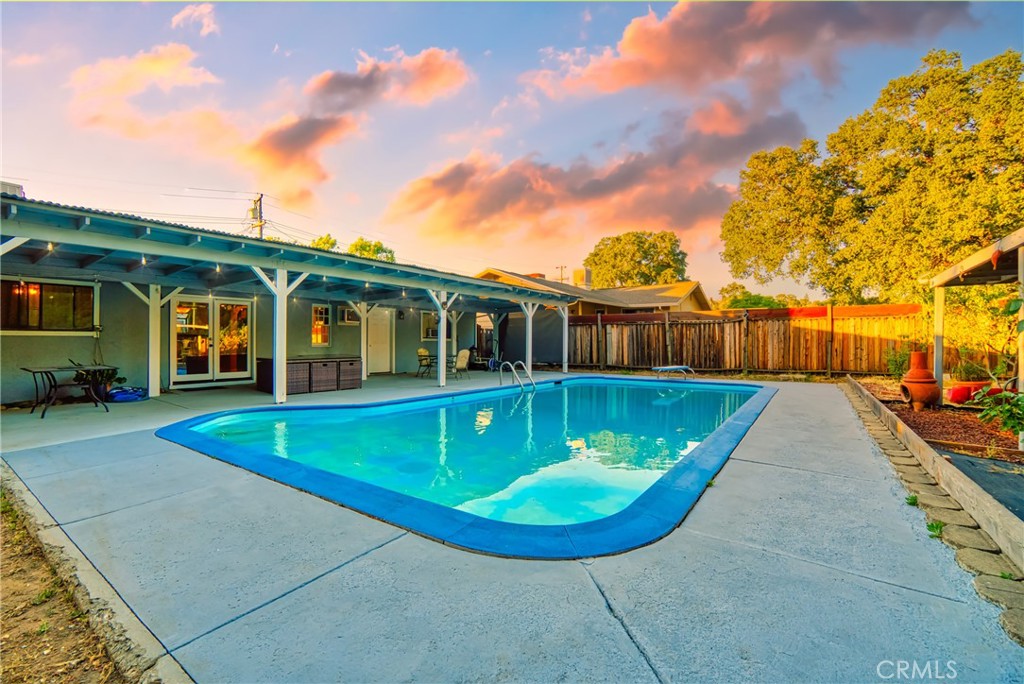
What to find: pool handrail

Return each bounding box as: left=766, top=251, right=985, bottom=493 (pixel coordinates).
left=512, top=360, right=536, bottom=391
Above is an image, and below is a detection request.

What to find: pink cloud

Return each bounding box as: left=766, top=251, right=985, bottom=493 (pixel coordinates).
left=8, top=52, right=44, bottom=67
left=524, top=2, right=973, bottom=101
left=68, top=44, right=469, bottom=209
left=305, top=47, right=470, bottom=112
left=387, top=108, right=804, bottom=246
left=171, top=4, right=221, bottom=37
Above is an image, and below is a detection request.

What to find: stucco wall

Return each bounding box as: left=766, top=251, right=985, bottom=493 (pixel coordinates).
left=1, top=283, right=149, bottom=405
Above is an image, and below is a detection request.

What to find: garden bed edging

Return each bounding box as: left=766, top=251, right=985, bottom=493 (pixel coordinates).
left=846, top=376, right=1024, bottom=571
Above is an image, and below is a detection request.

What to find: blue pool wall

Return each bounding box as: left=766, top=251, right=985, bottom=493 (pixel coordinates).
left=156, top=376, right=776, bottom=560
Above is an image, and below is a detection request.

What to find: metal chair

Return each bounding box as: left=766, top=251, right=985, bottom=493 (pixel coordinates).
left=416, top=348, right=435, bottom=377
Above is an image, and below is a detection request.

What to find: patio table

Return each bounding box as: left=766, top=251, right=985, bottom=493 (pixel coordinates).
left=21, top=365, right=117, bottom=419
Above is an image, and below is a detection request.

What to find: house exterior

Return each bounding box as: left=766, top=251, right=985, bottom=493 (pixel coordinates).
left=0, top=194, right=574, bottom=405
left=474, top=268, right=711, bottom=364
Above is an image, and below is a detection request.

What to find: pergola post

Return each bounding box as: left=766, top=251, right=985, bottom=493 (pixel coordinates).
left=253, top=267, right=307, bottom=403
left=519, top=301, right=539, bottom=373
left=933, top=286, right=945, bottom=403
left=1018, top=247, right=1023, bottom=449
left=557, top=305, right=569, bottom=373
left=489, top=313, right=507, bottom=361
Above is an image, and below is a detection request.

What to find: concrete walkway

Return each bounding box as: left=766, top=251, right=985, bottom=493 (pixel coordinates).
left=2, top=378, right=1020, bottom=682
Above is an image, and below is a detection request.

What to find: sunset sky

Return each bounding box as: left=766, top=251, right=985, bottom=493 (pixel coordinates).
left=2, top=2, right=1021, bottom=297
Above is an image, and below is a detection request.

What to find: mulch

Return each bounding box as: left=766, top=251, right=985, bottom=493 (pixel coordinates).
left=859, top=378, right=1024, bottom=465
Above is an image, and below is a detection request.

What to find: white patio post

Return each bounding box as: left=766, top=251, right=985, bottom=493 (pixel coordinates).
left=253, top=267, right=308, bottom=403
left=1018, top=248, right=1023, bottom=449
left=148, top=284, right=161, bottom=396
left=557, top=304, right=569, bottom=374
left=121, top=282, right=165, bottom=397
left=933, top=286, right=945, bottom=404
left=449, top=310, right=463, bottom=355
left=345, top=301, right=372, bottom=381
left=426, top=290, right=457, bottom=387
left=519, top=301, right=539, bottom=372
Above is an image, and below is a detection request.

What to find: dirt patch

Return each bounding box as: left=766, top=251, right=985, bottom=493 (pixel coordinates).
left=0, top=490, right=127, bottom=684
left=860, top=377, right=1024, bottom=464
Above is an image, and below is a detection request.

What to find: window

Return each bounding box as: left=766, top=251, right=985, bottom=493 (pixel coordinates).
left=420, top=311, right=452, bottom=341
left=337, top=306, right=360, bottom=325
left=1, top=279, right=95, bottom=332
left=312, top=305, right=331, bottom=346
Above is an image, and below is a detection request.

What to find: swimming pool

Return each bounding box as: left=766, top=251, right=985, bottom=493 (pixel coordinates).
left=157, top=376, right=775, bottom=559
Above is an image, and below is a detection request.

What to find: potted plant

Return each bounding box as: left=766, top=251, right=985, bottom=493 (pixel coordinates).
left=73, top=367, right=127, bottom=401
left=947, top=356, right=992, bottom=404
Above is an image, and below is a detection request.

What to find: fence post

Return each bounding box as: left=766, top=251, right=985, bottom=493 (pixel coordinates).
left=742, top=310, right=750, bottom=375
left=664, top=312, right=672, bottom=366
left=597, top=313, right=605, bottom=370
left=826, top=302, right=834, bottom=378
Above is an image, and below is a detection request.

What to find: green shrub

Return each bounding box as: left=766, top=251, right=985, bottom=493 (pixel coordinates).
left=884, top=346, right=912, bottom=379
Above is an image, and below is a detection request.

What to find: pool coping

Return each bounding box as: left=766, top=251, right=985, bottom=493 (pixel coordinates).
left=156, top=375, right=776, bottom=560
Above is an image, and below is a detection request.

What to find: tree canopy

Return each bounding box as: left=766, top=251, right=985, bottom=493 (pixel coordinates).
left=310, top=233, right=338, bottom=251
left=583, top=230, right=687, bottom=288
left=347, top=237, right=396, bottom=262
left=721, top=49, right=1023, bottom=304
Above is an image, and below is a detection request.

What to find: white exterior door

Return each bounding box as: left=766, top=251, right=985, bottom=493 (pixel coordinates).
left=171, top=296, right=253, bottom=385
left=367, top=307, right=393, bottom=374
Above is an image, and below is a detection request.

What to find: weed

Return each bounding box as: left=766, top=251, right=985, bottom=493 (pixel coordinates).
left=31, top=588, right=56, bottom=606
left=706, top=479, right=716, bottom=488
left=36, top=621, right=50, bottom=635
left=70, top=609, right=88, bottom=620
left=905, top=494, right=919, bottom=506
left=999, top=572, right=1015, bottom=580
left=927, top=521, right=946, bottom=538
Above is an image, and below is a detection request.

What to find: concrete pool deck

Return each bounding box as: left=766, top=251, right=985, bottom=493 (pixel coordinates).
left=2, top=376, right=1021, bottom=682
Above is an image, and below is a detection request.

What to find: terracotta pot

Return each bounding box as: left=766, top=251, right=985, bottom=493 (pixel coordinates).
left=899, top=350, right=940, bottom=411
left=946, top=380, right=991, bottom=405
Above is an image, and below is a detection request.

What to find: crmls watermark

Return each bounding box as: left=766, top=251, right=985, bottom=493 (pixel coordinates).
left=877, top=660, right=958, bottom=680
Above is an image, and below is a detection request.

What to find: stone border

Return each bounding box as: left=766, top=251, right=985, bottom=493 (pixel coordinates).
left=841, top=379, right=1024, bottom=646
left=844, top=376, right=1023, bottom=570
left=1, top=461, right=194, bottom=683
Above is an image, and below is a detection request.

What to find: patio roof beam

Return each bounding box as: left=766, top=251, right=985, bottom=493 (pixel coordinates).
left=0, top=236, right=29, bottom=255
left=1, top=211, right=575, bottom=307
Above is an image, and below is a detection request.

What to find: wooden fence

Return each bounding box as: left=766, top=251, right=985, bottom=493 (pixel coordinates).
left=568, top=304, right=928, bottom=374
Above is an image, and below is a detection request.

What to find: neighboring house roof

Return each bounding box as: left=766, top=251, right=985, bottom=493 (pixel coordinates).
left=600, top=282, right=712, bottom=310
left=475, top=268, right=711, bottom=310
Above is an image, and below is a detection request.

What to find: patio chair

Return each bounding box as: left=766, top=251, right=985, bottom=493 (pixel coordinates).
left=416, top=348, right=435, bottom=377
left=450, top=348, right=471, bottom=380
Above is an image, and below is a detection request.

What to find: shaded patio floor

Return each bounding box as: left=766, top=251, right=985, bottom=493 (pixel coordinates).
left=2, top=375, right=1020, bottom=682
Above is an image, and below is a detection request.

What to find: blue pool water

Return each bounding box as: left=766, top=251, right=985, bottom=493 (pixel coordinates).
left=158, top=376, right=774, bottom=558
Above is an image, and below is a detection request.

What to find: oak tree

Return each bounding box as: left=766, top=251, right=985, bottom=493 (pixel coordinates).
left=583, top=231, right=687, bottom=288
left=721, top=49, right=1023, bottom=303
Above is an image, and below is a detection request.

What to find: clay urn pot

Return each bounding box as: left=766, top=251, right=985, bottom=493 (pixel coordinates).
left=900, top=350, right=940, bottom=411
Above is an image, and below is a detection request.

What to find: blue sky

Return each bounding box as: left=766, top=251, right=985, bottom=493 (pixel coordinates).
left=2, top=2, right=1021, bottom=297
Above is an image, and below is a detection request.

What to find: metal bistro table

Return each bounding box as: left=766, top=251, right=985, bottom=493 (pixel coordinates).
left=21, top=365, right=117, bottom=419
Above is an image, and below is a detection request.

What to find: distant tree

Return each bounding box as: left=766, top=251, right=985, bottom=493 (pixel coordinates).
left=347, top=237, right=396, bottom=262
left=310, top=233, right=338, bottom=251
left=725, top=293, right=786, bottom=309
left=583, top=231, right=687, bottom=288
left=721, top=49, right=1024, bottom=303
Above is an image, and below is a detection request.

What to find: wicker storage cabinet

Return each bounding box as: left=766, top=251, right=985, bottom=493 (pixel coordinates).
left=256, top=357, right=361, bottom=394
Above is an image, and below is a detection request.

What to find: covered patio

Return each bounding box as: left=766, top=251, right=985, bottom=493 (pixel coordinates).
left=0, top=194, right=574, bottom=405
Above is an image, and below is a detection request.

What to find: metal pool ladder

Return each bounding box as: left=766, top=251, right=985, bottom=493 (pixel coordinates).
left=498, top=360, right=536, bottom=392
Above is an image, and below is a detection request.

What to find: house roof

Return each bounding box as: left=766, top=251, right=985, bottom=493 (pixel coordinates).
left=475, top=268, right=710, bottom=309
left=0, top=194, right=574, bottom=313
